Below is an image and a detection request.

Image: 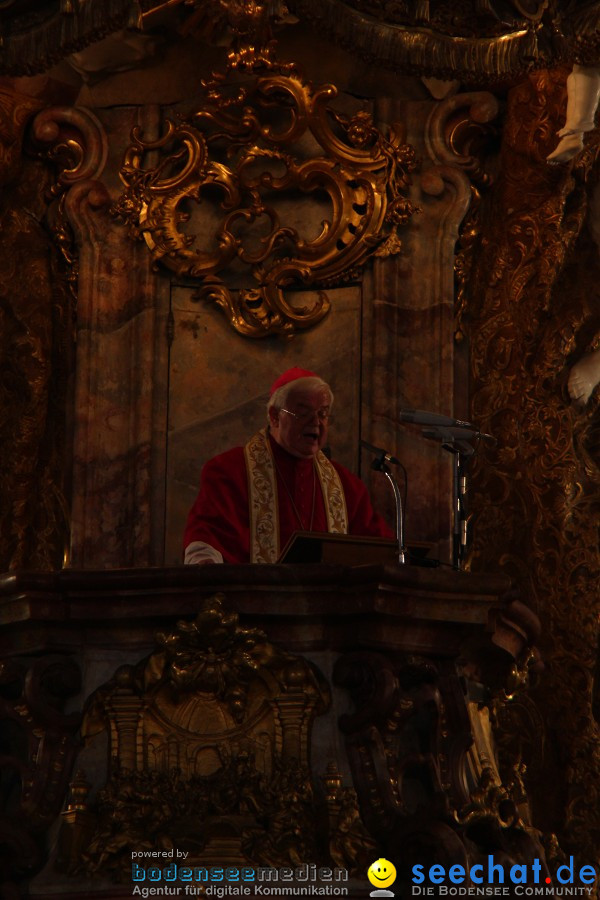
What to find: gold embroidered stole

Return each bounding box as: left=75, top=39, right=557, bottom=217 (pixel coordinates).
left=244, top=428, right=349, bottom=563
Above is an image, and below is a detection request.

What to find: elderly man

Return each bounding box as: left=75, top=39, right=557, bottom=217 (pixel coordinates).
left=183, top=367, right=394, bottom=564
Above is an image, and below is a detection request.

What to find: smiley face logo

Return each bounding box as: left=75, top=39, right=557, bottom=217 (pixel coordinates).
left=368, top=858, right=397, bottom=895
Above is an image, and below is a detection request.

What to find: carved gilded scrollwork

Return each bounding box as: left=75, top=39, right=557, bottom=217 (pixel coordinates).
left=3, top=0, right=600, bottom=84
left=286, top=0, right=600, bottom=81
left=0, top=89, right=85, bottom=572
left=333, top=645, right=549, bottom=885
left=454, top=766, right=517, bottom=829
left=334, top=651, right=447, bottom=820
left=30, top=105, right=109, bottom=306
left=31, top=106, right=108, bottom=193
left=321, top=762, right=378, bottom=873
left=422, top=90, right=499, bottom=342
left=425, top=92, right=500, bottom=189
left=462, top=68, right=600, bottom=863
left=0, top=103, right=112, bottom=572
left=455, top=203, right=482, bottom=342
left=113, top=46, right=418, bottom=337
left=64, top=594, right=330, bottom=879
left=0, top=0, right=138, bottom=77
left=0, top=655, right=82, bottom=895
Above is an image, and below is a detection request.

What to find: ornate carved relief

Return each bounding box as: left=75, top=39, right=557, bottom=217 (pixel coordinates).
left=31, top=105, right=109, bottom=312
left=365, top=91, right=498, bottom=557
left=0, top=87, right=75, bottom=572
left=462, top=68, right=600, bottom=863
left=0, top=0, right=138, bottom=76
left=113, top=37, right=418, bottom=337
left=0, top=655, right=81, bottom=896
left=425, top=92, right=500, bottom=190
left=333, top=644, right=548, bottom=889
left=4, top=0, right=600, bottom=84
left=424, top=90, right=500, bottom=344
left=29, top=103, right=170, bottom=569
left=59, top=594, right=330, bottom=879
left=321, top=763, right=377, bottom=874
left=286, top=0, right=600, bottom=81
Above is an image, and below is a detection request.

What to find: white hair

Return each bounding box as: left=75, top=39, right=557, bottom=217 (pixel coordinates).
left=267, top=376, right=334, bottom=419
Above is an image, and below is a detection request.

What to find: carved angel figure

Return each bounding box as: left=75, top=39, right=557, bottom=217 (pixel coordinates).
left=547, top=64, right=600, bottom=164
left=568, top=349, right=600, bottom=405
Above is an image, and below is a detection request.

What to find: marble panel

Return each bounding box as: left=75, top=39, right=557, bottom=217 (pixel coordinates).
left=361, top=97, right=473, bottom=565
left=66, top=105, right=170, bottom=569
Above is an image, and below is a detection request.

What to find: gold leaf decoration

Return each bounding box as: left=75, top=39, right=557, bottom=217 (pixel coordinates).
left=71, top=594, right=331, bottom=878
left=462, top=69, right=600, bottom=864
left=113, top=48, right=418, bottom=337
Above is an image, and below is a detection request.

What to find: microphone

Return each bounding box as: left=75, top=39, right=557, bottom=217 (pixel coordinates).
left=360, top=439, right=401, bottom=466
left=421, top=426, right=497, bottom=455
left=399, top=408, right=473, bottom=428
left=360, top=440, right=406, bottom=565
left=421, top=426, right=497, bottom=444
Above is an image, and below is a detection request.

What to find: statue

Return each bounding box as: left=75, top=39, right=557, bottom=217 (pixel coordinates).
left=568, top=349, right=600, bottom=405
left=547, top=64, right=600, bottom=164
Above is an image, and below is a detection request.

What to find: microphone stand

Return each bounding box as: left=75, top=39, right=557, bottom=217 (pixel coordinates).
left=419, top=426, right=479, bottom=571
left=446, top=445, right=468, bottom=571
left=398, top=414, right=494, bottom=570
left=368, top=449, right=407, bottom=566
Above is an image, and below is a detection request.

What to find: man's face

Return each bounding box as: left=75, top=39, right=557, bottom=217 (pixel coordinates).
left=269, top=385, right=331, bottom=458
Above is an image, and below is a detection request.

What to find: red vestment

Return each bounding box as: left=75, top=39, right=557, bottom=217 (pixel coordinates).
left=183, top=433, right=394, bottom=564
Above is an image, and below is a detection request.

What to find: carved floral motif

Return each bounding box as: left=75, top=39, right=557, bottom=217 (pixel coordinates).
left=462, top=68, right=600, bottom=863
left=333, top=647, right=550, bottom=886
left=113, top=42, right=418, bottom=337
left=66, top=594, right=331, bottom=878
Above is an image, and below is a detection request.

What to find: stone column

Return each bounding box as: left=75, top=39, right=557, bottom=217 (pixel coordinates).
left=33, top=105, right=169, bottom=568
left=362, top=92, right=498, bottom=563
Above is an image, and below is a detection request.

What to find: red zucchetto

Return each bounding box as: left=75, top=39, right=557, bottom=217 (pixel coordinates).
left=269, top=367, right=320, bottom=396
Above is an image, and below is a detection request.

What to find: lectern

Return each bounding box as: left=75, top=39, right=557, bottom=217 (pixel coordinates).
left=278, top=530, right=399, bottom=565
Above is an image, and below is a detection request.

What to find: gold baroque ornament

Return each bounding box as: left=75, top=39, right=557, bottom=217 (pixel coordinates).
left=64, top=594, right=331, bottom=879
left=112, top=48, right=418, bottom=337
left=463, top=69, right=600, bottom=865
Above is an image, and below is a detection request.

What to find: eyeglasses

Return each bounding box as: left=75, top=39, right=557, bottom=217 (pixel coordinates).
left=280, top=407, right=333, bottom=424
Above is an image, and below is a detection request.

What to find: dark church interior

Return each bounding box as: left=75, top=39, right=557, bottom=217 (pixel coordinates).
left=1, top=1, right=600, bottom=897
